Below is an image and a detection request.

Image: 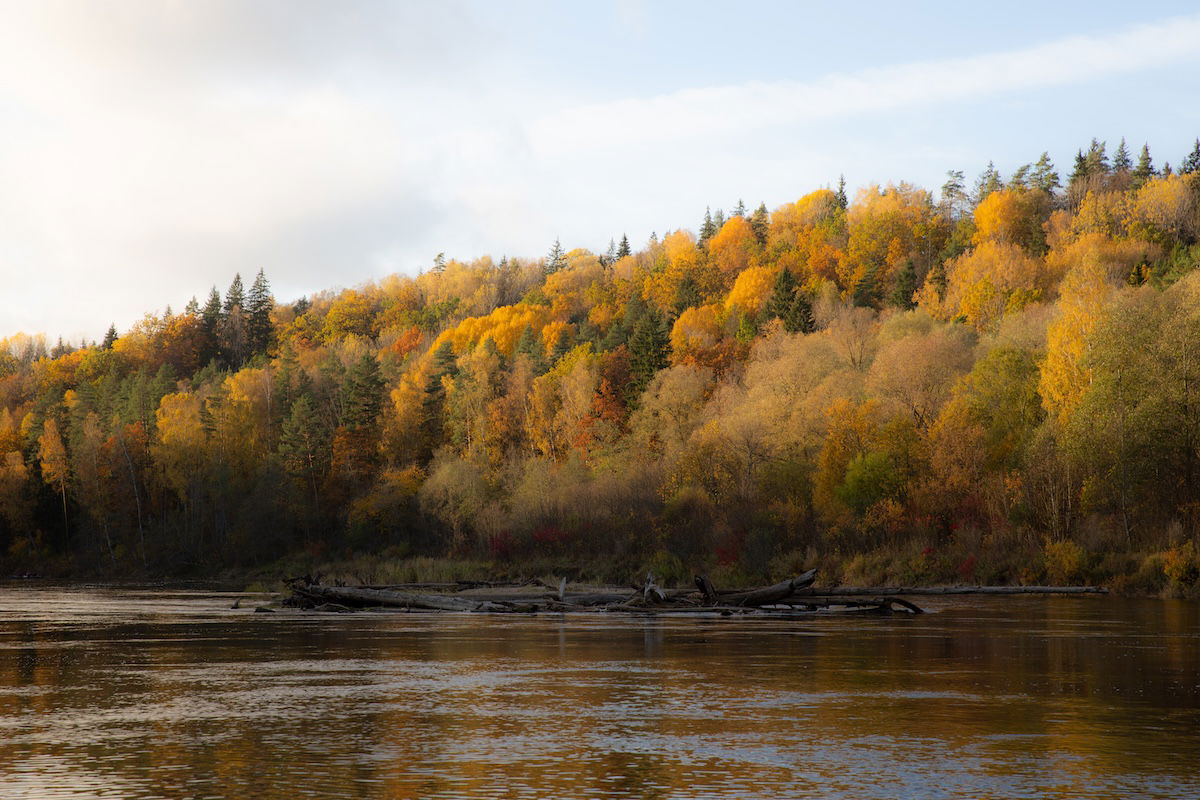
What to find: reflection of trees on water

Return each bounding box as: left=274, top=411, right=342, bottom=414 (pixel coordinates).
left=0, top=594, right=1196, bottom=799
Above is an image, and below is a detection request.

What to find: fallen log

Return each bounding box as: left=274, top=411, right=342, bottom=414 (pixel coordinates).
left=293, top=583, right=511, bottom=612
left=819, top=585, right=1107, bottom=596
left=695, top=569, right=818, bottom=607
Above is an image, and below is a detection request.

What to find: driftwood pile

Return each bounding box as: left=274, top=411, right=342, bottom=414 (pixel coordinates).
left=283, top=569, right=927, bottom=616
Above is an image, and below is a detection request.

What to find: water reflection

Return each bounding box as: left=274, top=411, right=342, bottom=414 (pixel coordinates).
left=0, top=588, right=1197, bottom=799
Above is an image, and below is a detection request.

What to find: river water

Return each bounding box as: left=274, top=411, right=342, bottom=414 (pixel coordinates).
left=0, top=587, right=1196, bottom=799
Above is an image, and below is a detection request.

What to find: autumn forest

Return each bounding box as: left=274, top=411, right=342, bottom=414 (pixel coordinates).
left=3, top=137, right=1200, bottom=592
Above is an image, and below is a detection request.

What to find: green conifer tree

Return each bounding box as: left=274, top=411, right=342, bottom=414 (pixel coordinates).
left=782, top=291, right=815, bottom=334
left=1113, top=138, right=1132, bottom=172
left=699, top=207, right=716, bottom=243
left=889, top=261, right=918, bottom=309
left=627, top=312, right=669, bottom=403
left=223, top=274, right=244, bottom=314
left=1180, top=139, right=1200, bottom=175
left=1132, top=144, right=1155, bottom=188
left=544, top=239, right=566, bottom=276
left=766, top=267, right=798, bottom=321
left=749, top=203, right=769, bottom=245
left=1031, top=152, right=1060, bottom=194
left=246, top=269, right=273, bottom=355
left=617, top=234, right=631, bottom=258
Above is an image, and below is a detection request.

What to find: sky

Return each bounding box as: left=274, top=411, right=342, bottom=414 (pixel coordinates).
left=2, top=1, right=1199, bottom=343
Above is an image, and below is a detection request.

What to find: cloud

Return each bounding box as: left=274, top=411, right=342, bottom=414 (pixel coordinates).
left=528, top=14, right=1200, bottom=157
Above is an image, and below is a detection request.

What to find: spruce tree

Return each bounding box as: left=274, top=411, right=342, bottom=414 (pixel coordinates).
left=1181, top=139, right=1200, bottom=175
left=202, top=287, right=222, bottom=331
left=835, top=175, right=848, bottom=209
left=766, top=267, right=798, bottom=321
left=101, top=325, right=118, bottom=350
left=699, top=207, right=716, bottom=243
left=184, top=296, right=200, bottom=315
left=1113, top=138, right=1132, bottom=172
left=617, top=234, right=631, bottom=259
left=627, top=312, right=669, bottom=402
left=732, top=199, right=747, bottom=217
left=1069, top=150, right=1090, bottom=187
left=544, top=239, right=566, bottom=276
left=782, top=291, right=815, bottom=334
left=889, top=261, right=918, bottom=309
left=342, top=354, right=385, bottom=431
left=712, top=208, right=726, bottom=231
left=247, top=269, right=273, bottom=354
left=1133, top=144, right=1155, bottom=187
left=223, top=273, right=244, bottom=314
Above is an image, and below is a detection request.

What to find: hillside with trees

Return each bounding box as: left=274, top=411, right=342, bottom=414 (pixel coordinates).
left=3, top=137, right=1200, bottom=592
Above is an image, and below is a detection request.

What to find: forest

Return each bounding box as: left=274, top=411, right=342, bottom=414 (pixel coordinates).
left=3, top=137, right=1200, bottom=593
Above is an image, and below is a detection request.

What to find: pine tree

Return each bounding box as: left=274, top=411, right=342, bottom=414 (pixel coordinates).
left=732, top=199, right=747, bottom=218
left=835, top=175, right=848, bottom=209
left=974, top=161, right=1003, bottom=203
left=941, top=170, right=967, bottom=217
left=1113, top=138, right=1132, bottom=172
left=246, top=269, right=273, bottom=355
left=101, top=325, right=118, bottom=350
left=184, top=296, right=200, bottom=315
left=544, top=239, right=566, bottom=276
left=432, top=252, right=446, bottom=273
left=1084, top=138, right=1109, bottom=175
left=1069, top=150, right=1089, bottom=187
left=749, top=203, right=769, bottom=245
left=617, top=234, right=631, bottom=259
left=1031, top=152, right=1060, bottom=194
left=1009, top=164, right=1031, bottom=189
left=712, top=208, right=726, bottom=231
left=1132, top=144, right=1155, bottom=188
left=1180, top=139, right=1200, bottom=175
left=223, top=274, right=244, bottom=314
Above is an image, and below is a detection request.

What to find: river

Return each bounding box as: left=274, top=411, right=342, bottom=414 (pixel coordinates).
left=0, top=587, right=1196, bottom=799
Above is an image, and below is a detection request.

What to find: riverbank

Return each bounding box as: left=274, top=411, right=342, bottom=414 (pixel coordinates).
left=5, top=535, right=1198, bottom=599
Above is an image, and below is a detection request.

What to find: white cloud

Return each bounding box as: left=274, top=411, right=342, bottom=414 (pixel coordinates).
left=1, top=5, right=1198, bottom=342
left=528, top=14, right=1200, bottom=157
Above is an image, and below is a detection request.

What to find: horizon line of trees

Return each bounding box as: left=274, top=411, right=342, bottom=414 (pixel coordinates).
left=2, top=133, right=1200, bottom=586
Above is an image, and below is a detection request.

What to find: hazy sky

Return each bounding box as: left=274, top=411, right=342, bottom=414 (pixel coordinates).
left=2, top=1, right=1199, bottom=342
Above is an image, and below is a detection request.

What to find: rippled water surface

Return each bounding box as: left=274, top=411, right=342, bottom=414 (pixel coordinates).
left=0, top=587, right=1197, bottom=799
